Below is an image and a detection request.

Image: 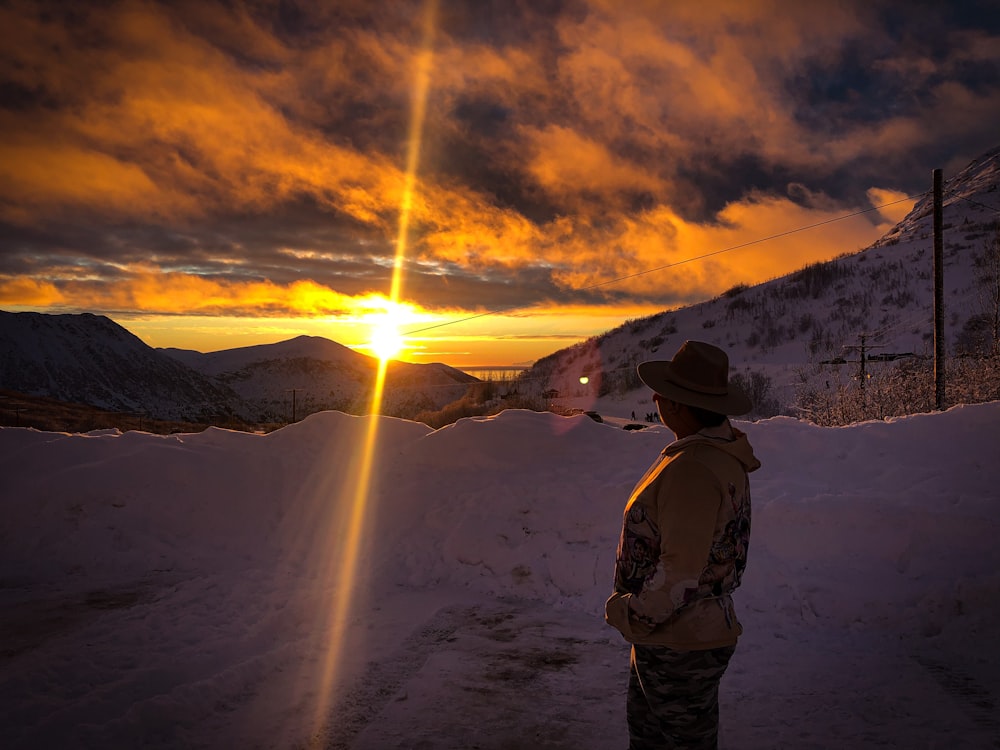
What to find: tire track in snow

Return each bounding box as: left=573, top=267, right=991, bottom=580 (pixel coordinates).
left=314, top=603, right=474, bottom=750
left=913, top=655, right=1000, bottom=746
left=314, top=599, right=622, bottom=750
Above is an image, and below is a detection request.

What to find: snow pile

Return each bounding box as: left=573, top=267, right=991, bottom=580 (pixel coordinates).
left=1, top=403, right=999, bottom=748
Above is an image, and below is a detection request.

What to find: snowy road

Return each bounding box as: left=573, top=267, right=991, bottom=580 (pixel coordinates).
left=3, top=559, right=1000, bottom=749
left=326, top=599, right=1000, bottom=750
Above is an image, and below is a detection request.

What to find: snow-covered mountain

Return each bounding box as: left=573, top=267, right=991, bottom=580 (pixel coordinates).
left=162, top=335, right=477, bottom=422
left=0, top=311, right=243, bottom=421
left=521, top=147, right=1000, bottom=418
left=0, top=312, right=478, bottom=423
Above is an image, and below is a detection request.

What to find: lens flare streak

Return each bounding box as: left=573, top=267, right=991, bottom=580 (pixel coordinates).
left=307, top=0, right=438, bottom=741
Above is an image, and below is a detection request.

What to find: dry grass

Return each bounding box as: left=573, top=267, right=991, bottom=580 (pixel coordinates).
left=0, top=390, right=264, bottom=435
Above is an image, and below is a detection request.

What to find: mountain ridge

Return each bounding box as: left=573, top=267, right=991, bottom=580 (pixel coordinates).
left=0, top=311, right=244, bottom=421
left=0, top=314, right=477, bottom=423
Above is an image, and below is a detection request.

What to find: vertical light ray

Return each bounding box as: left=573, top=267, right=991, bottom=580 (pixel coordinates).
left=307, top=0, right=438, bottom=742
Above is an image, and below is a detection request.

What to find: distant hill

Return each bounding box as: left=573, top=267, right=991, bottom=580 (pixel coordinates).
left=162, top=335, right=364, bottom=377
left=162, top=335, right=477, bottom=422
left=0, top=312, right=479, bottom=425
left=518, top=146, right=1000, bottom=418
left=0, top=311, right=243, bottom=421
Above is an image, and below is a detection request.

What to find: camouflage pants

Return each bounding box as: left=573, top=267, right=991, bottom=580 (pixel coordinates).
left=626, top=643, right=736, bottom=750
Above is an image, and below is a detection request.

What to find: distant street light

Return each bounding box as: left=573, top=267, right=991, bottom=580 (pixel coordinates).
left=579, top=376, right=589, bottom=385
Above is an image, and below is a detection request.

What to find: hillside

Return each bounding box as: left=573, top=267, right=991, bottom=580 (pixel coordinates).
left=162, top=335, right=478, bottom=423
left=0, top=388, right=232, bottom=434
left=519, top=147, right=1000, bottom=420
left=0, top=312, right=244, bottom=422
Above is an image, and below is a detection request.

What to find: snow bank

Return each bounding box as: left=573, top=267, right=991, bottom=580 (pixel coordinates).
left=1, top=402, right=998, bottom=748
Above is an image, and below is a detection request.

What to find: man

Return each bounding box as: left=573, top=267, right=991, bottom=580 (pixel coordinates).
left=606, top=340, right=761, bottom=749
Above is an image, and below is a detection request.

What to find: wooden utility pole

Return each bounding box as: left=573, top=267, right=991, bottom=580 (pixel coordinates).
left=286, top=389, right=301, bottom=422
left=933, top=168, right=945, bottom=410
left=859, top=333, right=867, bottom=393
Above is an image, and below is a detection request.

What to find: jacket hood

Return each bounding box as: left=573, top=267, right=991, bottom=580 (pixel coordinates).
left=663, top=421, right=761, bottom=473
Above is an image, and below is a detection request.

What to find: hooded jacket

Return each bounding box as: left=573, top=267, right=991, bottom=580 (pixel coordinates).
left=605, top=421, right=761, bottom=650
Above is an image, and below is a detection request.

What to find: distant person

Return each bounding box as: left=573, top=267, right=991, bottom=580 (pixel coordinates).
left=606, top=340, right=761, bottom=749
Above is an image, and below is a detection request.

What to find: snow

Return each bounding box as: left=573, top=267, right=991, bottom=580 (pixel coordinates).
left=1, top=402, right=999, bottom=749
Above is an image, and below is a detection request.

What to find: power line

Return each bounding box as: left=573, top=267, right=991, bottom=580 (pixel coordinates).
left=402, top=191, right=929, bottom=338
left=944, top=190, right=1000, bottom=216
left=397, top=193, right=936, bottom=390
left=580, top=193, right=927, bottom=292
left=866, top=309, right=929, bottom=343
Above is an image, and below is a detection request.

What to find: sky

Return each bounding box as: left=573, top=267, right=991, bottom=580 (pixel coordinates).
left=1, top=1, right=999, bottom=366
left=1, top=402, right=998, bottom=748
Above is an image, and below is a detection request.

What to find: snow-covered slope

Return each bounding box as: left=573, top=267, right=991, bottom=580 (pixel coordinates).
left=521, top=147, right=1000, bottom=418
left=163, top=335, right=478, bottom=422
left=0, top=312, right=243, bottom=421
left=163, top=335, right=364, bottom=377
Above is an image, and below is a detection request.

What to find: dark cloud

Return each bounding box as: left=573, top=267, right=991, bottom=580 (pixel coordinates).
left=421, top=98, right=565, bottom=223
left=435, top=0, right=576, bottom=48
left=674, top=155, right=798, bottom=220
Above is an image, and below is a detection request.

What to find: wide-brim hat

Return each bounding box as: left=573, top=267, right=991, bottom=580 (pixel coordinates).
left=637, top=340, right=752, bottom=416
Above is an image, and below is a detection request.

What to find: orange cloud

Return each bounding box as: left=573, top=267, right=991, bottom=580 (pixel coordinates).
left=535, top=189, right=916, bottom=305
left=521, top=124, right=665, bottom=203
left=0, top=2, right=415, bottom=232
left=0, top=277, right=66, bottom=306
left=0, top=266, right=412, bottom=319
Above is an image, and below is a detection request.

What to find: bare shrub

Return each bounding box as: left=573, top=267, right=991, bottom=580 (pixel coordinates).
left=412, top=392, right=547, bottom=429
left=794, top=355, right=1000, bottom=426
left=972, top=224, right=1000, bottom=354
left=785, top=260, right=855, bottom=299
left=730, top=370, right=781, bottom=420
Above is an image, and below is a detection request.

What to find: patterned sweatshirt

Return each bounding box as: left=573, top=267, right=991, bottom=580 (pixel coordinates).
left=605, top=421, right=761, bottom=650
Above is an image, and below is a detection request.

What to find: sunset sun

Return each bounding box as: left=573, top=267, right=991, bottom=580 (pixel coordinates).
left=367, top=313, right=406, bottom=361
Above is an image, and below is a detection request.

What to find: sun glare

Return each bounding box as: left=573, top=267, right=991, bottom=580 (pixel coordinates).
left=368, top=314, right=406, bottom=361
